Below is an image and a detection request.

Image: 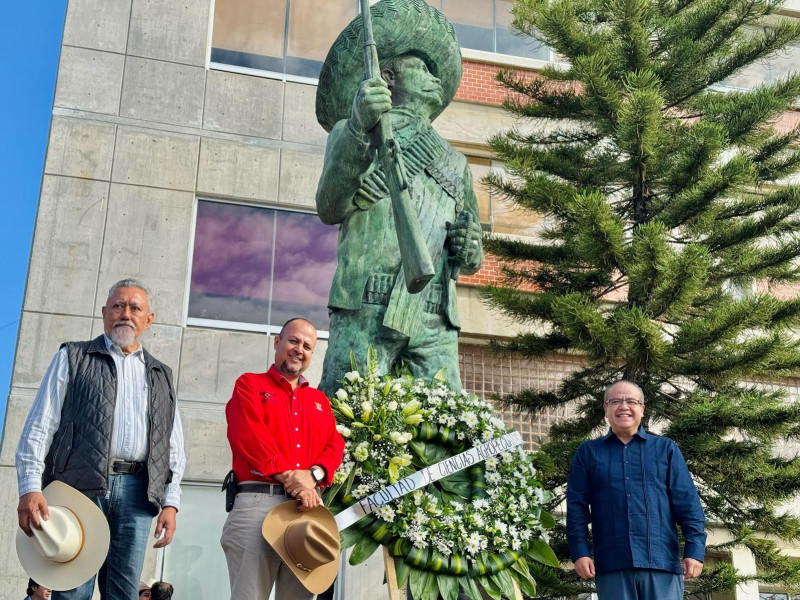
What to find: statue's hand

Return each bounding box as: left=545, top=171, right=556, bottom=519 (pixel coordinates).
left=350, top=78, right=392, bottom=135
left=446, top=216, right=483, bottom=267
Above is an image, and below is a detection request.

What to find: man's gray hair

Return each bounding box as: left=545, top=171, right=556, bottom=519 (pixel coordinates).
left=108, top=278, right=154, bottom=312
left=604, top=380, right=645, bottom=403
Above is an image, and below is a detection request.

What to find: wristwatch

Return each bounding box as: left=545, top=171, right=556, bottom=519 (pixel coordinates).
left=310, top=466, right=325, bottom=484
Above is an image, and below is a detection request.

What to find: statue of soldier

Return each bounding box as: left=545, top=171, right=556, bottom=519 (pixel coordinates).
left=315, top=0, right=484, bottom=397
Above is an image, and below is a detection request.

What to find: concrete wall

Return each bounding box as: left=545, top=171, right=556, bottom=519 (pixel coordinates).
left=0, top=0, right=529, bottom=595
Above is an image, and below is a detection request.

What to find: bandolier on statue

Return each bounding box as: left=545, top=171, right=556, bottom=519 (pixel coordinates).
left=316, top=0, right=484, bottom=396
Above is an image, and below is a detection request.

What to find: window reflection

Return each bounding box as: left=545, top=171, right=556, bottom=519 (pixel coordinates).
left=188, top=200, right=338, bottom=331
left=211, top=0, right=356, bottom=79
left=211, top=0, right=551, bottom=81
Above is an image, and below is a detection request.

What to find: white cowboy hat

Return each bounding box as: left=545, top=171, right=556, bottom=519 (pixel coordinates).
left=262, top=501, right=341, bottom=594
left=16, top=481, right=110, bottom=591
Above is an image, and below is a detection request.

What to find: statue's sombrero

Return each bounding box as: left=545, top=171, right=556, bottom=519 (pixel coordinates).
left=316, top=0, right=462, bottom=132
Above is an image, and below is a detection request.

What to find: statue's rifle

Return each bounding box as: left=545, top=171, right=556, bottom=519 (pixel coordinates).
left=360, top=0, right=435, bottom=294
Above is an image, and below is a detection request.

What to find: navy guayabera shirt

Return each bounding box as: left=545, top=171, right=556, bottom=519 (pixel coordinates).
left=566, top=426, right=706, bottom=574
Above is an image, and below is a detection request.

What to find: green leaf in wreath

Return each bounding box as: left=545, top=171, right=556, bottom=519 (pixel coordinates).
left=423, top=571, right=441, bottom=600
left=510, top=558, right=537, bottom=597
left=409, top=439, right=451, bottom=466
left=459, top=577, right=483, bottom=600
left=339, top=523, right=365, bottom=551
left=343, top=465, right=357, bottom=497
left=438, top=473, right=471, bottom=498
left=409, top=568, right=436, bottom=600
left=527, top=538, right=560, bottom=568
left=349, top=535, right=380, bottom=565
left=349, top=350, right=358, bottom=373
left=539, top=509, right=556, bottom=529
left=477, top=576, right=502, bottom=600
left=439, top=490, right=464, bottom=506
left=394, top=556, right=410, bottom=588
left=490, top=567, right=516, bottom=598
left=436, top=573, right=459, bottom=600
left=433, top=367, right=448, bottom=382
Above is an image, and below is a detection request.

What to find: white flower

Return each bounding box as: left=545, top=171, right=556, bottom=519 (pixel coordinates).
left=494, top=521, right=508, bottom=535
left=472, top=499, right=489, bottom=511
left=511, top=538, right=522, bottom=551
left=486, top=471, right=501, bottom=485
left=502, top=451, right=514, bottom=464
left=408, top=529, right=428, bottom=549
left=344, top=371, right=361, bottom=383
left=439, top=414, right=456, bottom=427
left=335, top=389, right=348, bottom=401
left=485, top=457, right=499, bottom=471
left=520, top=529, right=532, bottom=541
left=353, top=484, right=370, bottom=498
left=461, top=412, right=479, bottom=428
left=392, top=382, right=403, bottom=393
left=519, top=496, right=529, bottom=511
left=413, top=509, right=430, bottom=525
left=387, top=400, right=398, bottom=411
left=434, top=538, right=452, bottom=555
left=336, top=424, right=352, bottom=438
left=465, top=532, right=483, bottom=555
left=376, top=505, right=396, bottom=522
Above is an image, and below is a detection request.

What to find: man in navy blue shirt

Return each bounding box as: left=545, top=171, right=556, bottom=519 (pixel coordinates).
left=566, top=380, right=706, bottom=599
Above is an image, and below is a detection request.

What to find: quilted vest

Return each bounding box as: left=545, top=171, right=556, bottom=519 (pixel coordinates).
left=42, top=335, right=176, bottom=515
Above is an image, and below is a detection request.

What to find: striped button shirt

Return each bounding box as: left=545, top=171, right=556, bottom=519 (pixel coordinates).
left=15, top=335, right=185, bottom=508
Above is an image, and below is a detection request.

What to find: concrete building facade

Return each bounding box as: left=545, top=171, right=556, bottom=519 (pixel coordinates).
left=3, top=1, right=800, bottom=599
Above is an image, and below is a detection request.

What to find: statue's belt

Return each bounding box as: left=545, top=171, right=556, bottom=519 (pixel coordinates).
left=354, top=125, right=465, bottom=211
left=363, top=273, right=445, bottom=314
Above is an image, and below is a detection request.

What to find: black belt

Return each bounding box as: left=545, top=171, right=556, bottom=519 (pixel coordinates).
left=109, top=458, right=146, bottom=475
left=236, top=482, right=286, bottom=496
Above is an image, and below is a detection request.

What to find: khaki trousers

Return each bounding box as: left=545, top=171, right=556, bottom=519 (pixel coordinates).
left=221, top=492, right=316, bottom=600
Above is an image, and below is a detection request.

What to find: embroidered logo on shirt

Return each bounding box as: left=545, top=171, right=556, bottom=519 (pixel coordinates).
left=315, top=402, right=323, bottom=411
left=259, top=392, right=273, bottom=400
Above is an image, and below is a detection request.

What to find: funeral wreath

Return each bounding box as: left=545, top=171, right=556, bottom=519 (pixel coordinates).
left=324, top=348, right=559, bottom=600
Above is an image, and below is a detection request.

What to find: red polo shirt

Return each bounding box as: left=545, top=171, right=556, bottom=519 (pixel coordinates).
left=226, top=366, right=345, bottom=485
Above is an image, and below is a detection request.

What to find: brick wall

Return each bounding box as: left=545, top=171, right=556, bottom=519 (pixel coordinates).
left=459, top=345, right=585, bottom=449
left=455, top=59, right=536, bottom=106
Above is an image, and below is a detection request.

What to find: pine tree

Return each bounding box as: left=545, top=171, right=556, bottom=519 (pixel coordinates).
left=483, top=0, right=800, bottom=596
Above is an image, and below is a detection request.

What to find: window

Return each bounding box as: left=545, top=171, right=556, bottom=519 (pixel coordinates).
left=187, top=200, right=338, bottom=333
left=210, top=0, right=357, bottom=81
left=467, top=156, right=547, bottom=237
left=760, top=593, right=800, bottom=600
left=159, top=485, right=229, bottom=599
left=210, top=0, right=550, bottom=82
left=721, top=26, right=800, bottom=90
left=435, top=0, right=549, bottom=60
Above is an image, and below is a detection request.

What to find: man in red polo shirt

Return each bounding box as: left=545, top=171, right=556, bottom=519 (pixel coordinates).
left=220, top=317, right=344, bottom=600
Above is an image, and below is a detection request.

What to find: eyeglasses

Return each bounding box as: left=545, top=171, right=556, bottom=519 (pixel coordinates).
left=605, top=398, right=644, bottom=407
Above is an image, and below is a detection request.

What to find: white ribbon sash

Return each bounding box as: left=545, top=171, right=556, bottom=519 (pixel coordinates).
left=334, top=431, right=524, bottom=530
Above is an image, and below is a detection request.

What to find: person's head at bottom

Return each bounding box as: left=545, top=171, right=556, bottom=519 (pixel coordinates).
left=150, top=581, right=174, bottom=600
left=26, top=579, right=51, bottom=600
left=138, top=581, right=151, bottom=599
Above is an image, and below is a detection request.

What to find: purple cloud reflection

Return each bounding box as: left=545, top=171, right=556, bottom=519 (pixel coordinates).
left=190, top=201, right=338, bottom=311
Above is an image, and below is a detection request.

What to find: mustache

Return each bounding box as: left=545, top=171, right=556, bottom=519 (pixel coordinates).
left=113, top=320, right=135, bottom=329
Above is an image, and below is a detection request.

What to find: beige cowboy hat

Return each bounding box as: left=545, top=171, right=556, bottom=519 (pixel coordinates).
left=16, top=481, right=110, bottom=591
left=316, top=0, right=463, bottom=132
left=262, top=501, right=341, bottom=594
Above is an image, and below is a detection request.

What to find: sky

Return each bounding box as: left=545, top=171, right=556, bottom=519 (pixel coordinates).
left=0, top=3, right=68, bottom=421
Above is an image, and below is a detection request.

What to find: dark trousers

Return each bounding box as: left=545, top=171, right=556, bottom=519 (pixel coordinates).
left=595, top=568, right=684, bottom=600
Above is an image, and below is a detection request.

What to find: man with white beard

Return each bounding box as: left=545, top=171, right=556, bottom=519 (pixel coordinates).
left=15, top=279, right=185, bottom=600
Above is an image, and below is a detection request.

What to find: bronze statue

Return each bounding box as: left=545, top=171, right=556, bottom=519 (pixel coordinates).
left=316, top=0, right=484, bottom=395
